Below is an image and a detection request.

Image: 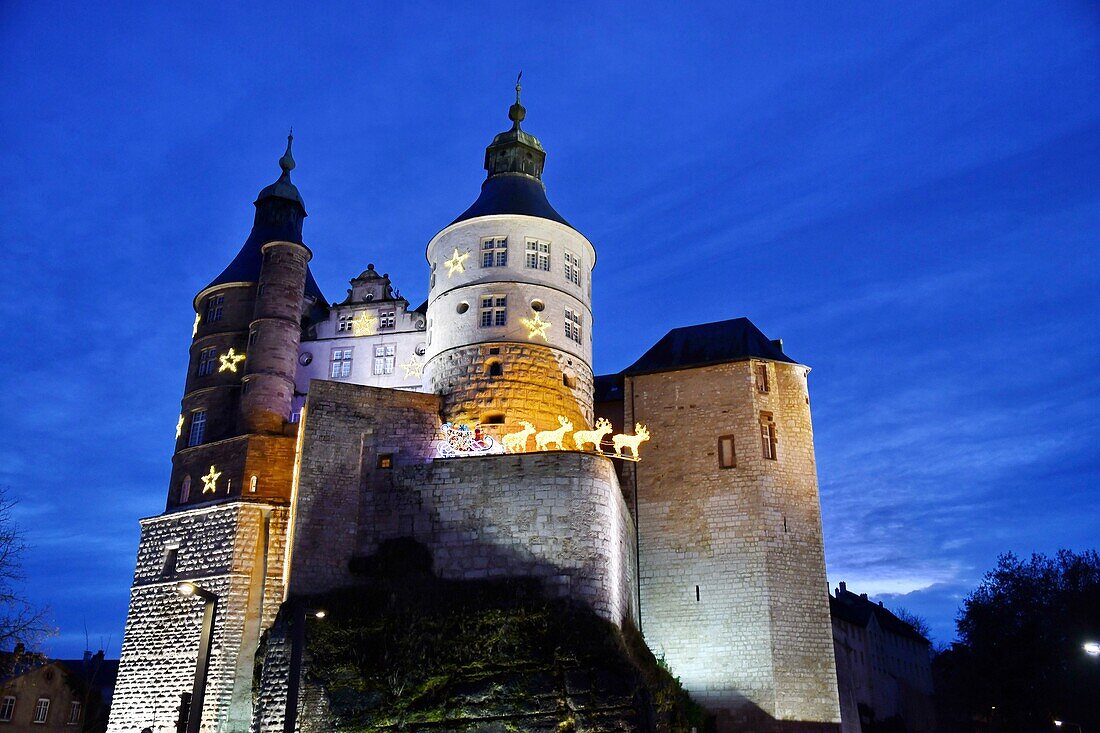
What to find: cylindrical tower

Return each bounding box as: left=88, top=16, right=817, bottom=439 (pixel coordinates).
left=425, top=81, right=596, bottom=437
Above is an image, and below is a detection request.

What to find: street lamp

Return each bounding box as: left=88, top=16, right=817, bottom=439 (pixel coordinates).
left=283, top=601, right=326, bottom=733
left=1054, top=720, right=1083, bottom=733
left=1084, top=641, right=1100, bottom=656
left=176, top=582, right=218, bottom=733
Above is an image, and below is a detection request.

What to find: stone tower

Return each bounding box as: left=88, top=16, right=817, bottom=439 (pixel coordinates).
left=612, top=319, right=842, bottom=733
left=424, top=80, right=596, bottom=435
left=108, top=138, right=324, bottom=733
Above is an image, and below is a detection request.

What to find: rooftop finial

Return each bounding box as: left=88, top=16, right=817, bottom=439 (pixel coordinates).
left=508, top=71, right=526, bottom=129
left=279, top=131, right=296, bottom=174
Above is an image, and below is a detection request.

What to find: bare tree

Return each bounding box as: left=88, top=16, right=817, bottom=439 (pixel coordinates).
left=0, top=488, right=52, bottom=650
left=892, top=607, right=932, bottom=641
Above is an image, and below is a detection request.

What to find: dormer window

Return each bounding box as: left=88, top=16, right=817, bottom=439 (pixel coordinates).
left=482, top=237, right=508, bottom=267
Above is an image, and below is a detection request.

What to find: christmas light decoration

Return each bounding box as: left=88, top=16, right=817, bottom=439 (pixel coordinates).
left=176, top=414, right=184, bottom=439
left=573, top=418, right=613, bottom=451
left=437, top=422, right=503, bottom=457
left=611, top=423, right=650, bottom=460
left=200, top=465, right=222, bottom=493
left=520, top=312, right=552, bottom=340
left=535, top=416, right=573, bottom=451
left=218, top=348, right=246, bottom=373
left=443, top=247, right=470, bottom=277
left=352, top=311, right=378, bottom=337
left=399, top=354, right=424, bottom=378
left=501, top=421, right=536, bottom=453
left=192, top=313, right=201, bottom=337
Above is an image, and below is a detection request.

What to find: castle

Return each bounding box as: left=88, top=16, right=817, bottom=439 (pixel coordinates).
left=107, top=84, right=841, bottom=733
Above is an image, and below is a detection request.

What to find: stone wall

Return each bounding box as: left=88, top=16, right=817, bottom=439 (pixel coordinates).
left=624, top=359, right=840, bottom=732
left=289, top=379, right=635, bottom=626
left=107, top=503, right=288, bottom=733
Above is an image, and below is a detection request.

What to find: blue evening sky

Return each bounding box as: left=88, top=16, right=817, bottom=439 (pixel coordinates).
left=1, top=2, right=1097, bottom=656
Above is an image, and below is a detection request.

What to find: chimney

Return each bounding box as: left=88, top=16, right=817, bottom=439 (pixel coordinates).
left=860, top=593, right=868, bottom=600
left=94, top=650, right=104, bottom=662
left=838, top=581, right=847, bottom=594
left=879, top=601, right=884, bottom=607
left=83, top=651, right=92, bottom=663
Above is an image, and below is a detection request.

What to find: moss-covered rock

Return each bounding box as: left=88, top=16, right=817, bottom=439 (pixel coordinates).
left=273, top=540, right=709, bottom=733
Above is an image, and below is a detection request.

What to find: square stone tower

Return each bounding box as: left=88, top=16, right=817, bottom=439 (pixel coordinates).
left=601, top=318, right=842, bottom=733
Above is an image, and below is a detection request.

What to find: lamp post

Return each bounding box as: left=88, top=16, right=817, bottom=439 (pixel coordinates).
left=283, top=601, right=326, bottom=733
left=176, top=581, right=218, bottom=733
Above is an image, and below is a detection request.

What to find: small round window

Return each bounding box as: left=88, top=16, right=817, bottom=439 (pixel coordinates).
left=456, top=302, right=470, bottom=314
left=530, top=299, right=545, bottom=312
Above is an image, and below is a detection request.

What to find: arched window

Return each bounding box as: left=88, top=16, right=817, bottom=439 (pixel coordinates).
left=487, top=361, right=503, bottom=377
left=180, top=475, right=192, bottom=503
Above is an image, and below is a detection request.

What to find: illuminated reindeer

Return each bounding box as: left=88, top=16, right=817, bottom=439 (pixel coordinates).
left=573, top=417, right=613, bottom=452
left=612, top=423, right=650, bottom=459
left=501, top=421, right=536, bottom=453
left=535, top=416, right=573, bottom=451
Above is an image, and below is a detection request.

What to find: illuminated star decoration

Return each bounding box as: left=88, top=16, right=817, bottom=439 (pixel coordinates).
left=443, top=248, right=470, bottom=277
left=192, top=313, right=201, bottom=337
left=520, top=312, right=552, bottom=340
left=352, top=311, right=378, bottom=336
left=399, top=355, right=424, bottom=378
left=176, top=414, right=184, bottom=439
left=219, top=348, right=247, bottom=373
left=200, top=465, right=222, bottom=493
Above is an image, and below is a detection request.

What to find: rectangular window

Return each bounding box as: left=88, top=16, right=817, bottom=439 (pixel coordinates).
left=564, top=250, right=581, bottom=286
left=0, top=697, right=15, bottom=722
left=205, top=295, right=224, bottom=323
left=525, top=239, right=550, bottom=271
left=718, top=435, right=737, bottom=468
left=564, top=309, right=582, bottom=344
left=197, top=347, right=217, bottom=377
left=379, top=311, right=396, bottom=330
left=481, top=237, right=508, bottom=267
left=337, top=313, right=354, bottom=333
left=330, top=348, right=353, bottom=379
left=761, top=415, right=778, bottom=460
left=754, top=362, right=770, bottom=393
left=480, top=295, right=507, bottom=328
left=377, top=454, right=393, bottom=469
left=188, top=410, right=207, bottom=447
left=33, top=698, right=49, bottom=724
left=162, top=545, right=179, bottom=575
left=373, top=344, right=396, bottom=375
left=67, top=701, right=80, bottom=725
left=248, top=329, right=259, bottom=347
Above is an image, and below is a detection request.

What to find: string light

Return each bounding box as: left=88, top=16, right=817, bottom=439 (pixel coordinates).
left=352, top=311, right=378, bottom=336
left=443, top=248, right=470, bottom=277
left=219, top=348, right=247, bottom=373
left=399, top=354, right=424, bottom=378
left=200, top=465, right=222, bottom=493
left=520, top=312, right=552, bottom=340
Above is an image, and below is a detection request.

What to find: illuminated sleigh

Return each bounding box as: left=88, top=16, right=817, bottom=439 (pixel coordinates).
left=437, top=422, right=504, bottom=457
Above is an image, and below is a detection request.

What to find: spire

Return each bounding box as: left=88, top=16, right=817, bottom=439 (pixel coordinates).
left=484, top=74, right=546, bottom=180
left=256, top=131, right=304, bottom=208
left=279, top=130, right=296, bottom=174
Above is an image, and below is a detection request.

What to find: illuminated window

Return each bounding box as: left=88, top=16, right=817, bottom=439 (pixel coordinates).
left=525, top=239, right=550, bottom=271
left=718, top=435, right=736, bottom=469
left=33, top=698, right=49, bottom=724
left=754, top=362, right=770, bottom=393
left=188, top=411, right=207, bottom=447
left=481, top=237, right=508, bottom=267
left=67, top=701, right=80, bottom=725
left=330, top=348, right=353, bottom=378
left=1, top=696, right=15, bottom=721
left=197, top=347, right=217, bottom=377
left=482, top=413, right=505, bottom=425
left=564, top=309, right=582, bottom=344
left=373, top=344, right=396, bottom=375
left=180, top=475, right=191, bottom=502
left=377, top=454, right=393, bottom=469
left=379, top=311, right=396, bottom=330
left=337, top=313, right=354, bottom=333
left=760, top=414, right=778, bottom=460
left=479, top=295, right=507, bottom=328
left=564, top=250, right=581, bottom=286
left=205, top=295, right=224, bottom=323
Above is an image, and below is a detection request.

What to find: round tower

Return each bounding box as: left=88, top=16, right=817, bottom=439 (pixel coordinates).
left=424, top=79, right=596, bottom=436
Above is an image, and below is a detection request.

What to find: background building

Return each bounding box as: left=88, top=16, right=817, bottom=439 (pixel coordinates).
left=831, top=582, right=934, bottom=733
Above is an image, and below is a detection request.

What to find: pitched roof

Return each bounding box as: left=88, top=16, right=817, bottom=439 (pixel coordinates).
left=450, top=174, right=571, bottom=227
left=830, top=589, right=930, bottom=644
left=593, top=373, right=624, bottom=403
left=623, top=317, right=797, bottom=376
